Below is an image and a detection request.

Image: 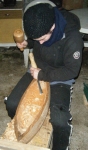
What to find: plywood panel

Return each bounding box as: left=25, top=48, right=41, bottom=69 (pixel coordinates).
left=62, top=0, right=84, bottom=10
left=0, top=19, right=22, bottom=43
left=0, top=9, right=22, bottom=43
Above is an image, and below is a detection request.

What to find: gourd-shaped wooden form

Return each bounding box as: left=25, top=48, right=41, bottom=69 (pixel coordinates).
left=13, top=29, right=50, bottom=143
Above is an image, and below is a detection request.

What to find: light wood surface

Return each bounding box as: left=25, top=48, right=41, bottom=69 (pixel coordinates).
left=15, top=79, right=50, bottom=143
left=28, top=111, right=52, bottom=148
left=0, top=10, right=22, bottom=19
left=13, top=29, right=24, bottom=43
left=0, top=139, right=50, bottom=150
left=0, top=111, right=52, bottom=149
left=0, top=19, right=22, bottom=43
left=0, top=10, right=22, bottom=43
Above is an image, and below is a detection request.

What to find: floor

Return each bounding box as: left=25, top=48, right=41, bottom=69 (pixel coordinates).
left=0, top=46, right=88, bottom=150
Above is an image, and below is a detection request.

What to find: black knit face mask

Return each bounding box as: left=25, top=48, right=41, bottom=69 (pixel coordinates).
left=33, top=27, right=54, bottom=44
left=23, top=3, right=55, bottom=39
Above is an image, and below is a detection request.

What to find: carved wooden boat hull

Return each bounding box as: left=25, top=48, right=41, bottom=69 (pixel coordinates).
left=14, top=79, right=50, bottom=143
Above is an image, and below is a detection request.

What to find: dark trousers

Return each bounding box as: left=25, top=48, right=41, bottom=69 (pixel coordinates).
left=50, top=84, right=72, bottom=150
left=5, top=72, right=72, bottom=150
left=5, top=72, right=33, bottom=118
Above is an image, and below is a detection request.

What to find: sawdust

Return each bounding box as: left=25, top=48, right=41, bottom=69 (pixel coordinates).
left=0, top=118, right=17, bottom=142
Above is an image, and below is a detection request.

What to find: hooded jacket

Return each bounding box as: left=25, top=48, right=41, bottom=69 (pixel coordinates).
left=27, top=9, right=83, bottom=84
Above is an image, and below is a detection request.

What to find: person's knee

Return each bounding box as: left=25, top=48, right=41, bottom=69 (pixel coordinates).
left=50, top=104, right=72, bottom=148
left=50, top=104, right=72, bottom=127
left=5, top=97, right=17, bottom=118
left=5, top=72, right=33, bottom=118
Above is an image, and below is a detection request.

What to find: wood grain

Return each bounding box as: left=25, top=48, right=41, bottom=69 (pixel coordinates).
left=14, top=79, right=50, bottom=143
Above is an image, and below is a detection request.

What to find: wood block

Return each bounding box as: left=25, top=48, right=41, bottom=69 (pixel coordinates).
left=0, top=112, right=52, bottom=150
left=28, top=111, right=52, bottom=148
left=0, top=139, right=50, bottom=150
left=14, top=79, right=50, bottom=143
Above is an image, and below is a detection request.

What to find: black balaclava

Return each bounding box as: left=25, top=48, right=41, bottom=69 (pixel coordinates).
left=23, top=3, right=55, bottom=39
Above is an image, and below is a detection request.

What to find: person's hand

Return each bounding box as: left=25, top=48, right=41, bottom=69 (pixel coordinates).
left=16, top=40, right=28, bottom=50
left=30, top=67, right=41, bottom=79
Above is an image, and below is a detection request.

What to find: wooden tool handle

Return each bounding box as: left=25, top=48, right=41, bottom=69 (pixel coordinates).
left=29, top=52, right=37, bottom=68
left=13, top=29, right=24, bottom=51
left=29, top=52, right=43, bottom=93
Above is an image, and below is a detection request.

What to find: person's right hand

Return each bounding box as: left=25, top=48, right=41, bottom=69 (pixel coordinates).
left=16, top=40, right=28, bottom=51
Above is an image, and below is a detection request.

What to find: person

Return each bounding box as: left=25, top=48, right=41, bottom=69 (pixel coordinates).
left=5, top=0, right=83, bottom=150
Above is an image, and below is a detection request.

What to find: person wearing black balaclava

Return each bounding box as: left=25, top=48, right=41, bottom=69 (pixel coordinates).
left=5, top=0, right=83, bottom=150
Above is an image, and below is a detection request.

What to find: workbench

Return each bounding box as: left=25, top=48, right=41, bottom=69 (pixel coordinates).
left=70, top=8, right=88, bottom=47
left=0, top=1, right=23, bottom=47
left=0, top=1, right=29, bottom=67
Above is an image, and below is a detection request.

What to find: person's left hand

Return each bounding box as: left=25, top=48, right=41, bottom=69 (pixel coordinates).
left=30, top=67, right=41, bottom=79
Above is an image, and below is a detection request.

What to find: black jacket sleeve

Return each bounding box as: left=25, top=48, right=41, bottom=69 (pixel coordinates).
left=27, top=38, right=34, bottom=49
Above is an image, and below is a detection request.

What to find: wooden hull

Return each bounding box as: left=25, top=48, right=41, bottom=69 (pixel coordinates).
left=14, top=79, right=50, bottom=143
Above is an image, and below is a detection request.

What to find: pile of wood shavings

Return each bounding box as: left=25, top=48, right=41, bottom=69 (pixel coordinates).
left=0, top=118, right=17, bottom=142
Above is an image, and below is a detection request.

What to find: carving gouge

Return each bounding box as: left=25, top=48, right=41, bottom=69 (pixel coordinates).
left=29, top=49, right=43, bottom=94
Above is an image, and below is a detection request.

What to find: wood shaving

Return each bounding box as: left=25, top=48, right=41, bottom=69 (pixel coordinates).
left=0, top=118, right=17, bottom=142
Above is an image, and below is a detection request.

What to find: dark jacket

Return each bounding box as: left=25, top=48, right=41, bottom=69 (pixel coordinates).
left=27, top=9, right=83, bottom=83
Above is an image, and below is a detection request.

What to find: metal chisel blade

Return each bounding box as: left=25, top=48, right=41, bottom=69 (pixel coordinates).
left=37, top=80, right=43, bottom=94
